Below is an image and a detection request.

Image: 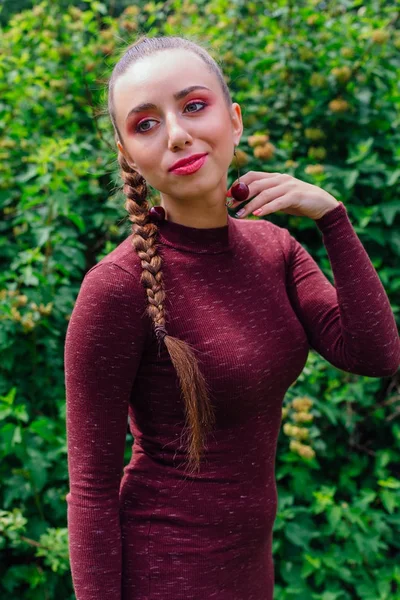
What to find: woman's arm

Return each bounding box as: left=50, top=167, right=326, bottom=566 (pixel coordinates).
left=282, top=202, right=400, bottom=377
left=64, top=262, right=149, bottom=600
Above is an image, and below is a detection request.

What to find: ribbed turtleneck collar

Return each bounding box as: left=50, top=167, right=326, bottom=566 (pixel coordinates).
left=156, top=214, right=237, bottom=254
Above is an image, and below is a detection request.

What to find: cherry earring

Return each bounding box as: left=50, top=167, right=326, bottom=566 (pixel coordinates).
left=141, top=174, right=164, bottom=223
left=230, top=147, right=250, bottom=202
left=149, top=205, right=166, bottom=222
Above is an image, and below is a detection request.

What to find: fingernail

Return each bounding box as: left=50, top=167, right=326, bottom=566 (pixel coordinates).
left=235, top=208, right=246, bottom=217
left=226, top=189, right=231, bottom=197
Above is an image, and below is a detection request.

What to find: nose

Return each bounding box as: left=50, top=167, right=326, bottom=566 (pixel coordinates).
left=166, top=114, right=193, bottom=150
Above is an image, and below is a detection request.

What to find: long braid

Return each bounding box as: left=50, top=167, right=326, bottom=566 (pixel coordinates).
left=117, top=142, right=216, bottom=475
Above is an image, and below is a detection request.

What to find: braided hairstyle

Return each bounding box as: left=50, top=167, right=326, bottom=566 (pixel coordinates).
left=107, top=35, right=234, bottom=475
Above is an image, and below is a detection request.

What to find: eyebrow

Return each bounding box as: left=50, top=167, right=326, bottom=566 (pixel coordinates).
left=125, top=85, right=212, bottom=122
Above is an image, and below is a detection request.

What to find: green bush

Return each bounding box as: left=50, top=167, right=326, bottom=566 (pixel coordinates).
left=0, top=1, right=399, bottom=598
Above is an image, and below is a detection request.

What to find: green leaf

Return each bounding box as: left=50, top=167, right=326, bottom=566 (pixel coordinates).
left=378, top=477, right=400, bottom=489
left=15, top=166, right=38, bottom=183
left=380, top=201, right=400, bottom=226
left=388, top=231, right=400, bottom=256
left=67, top=212, right=86, bottom=233
left=346, top=138, right=374, bottom=164
left=361, top=227, right=387, bottom=247
left=285, top=521, right=317, bottom=547
left=304, top=553, right=321, bottom=569
left=35, top=226, right=52, bottom=247
left=0, top=387, right=17, bottom=406
left=342, top=169, right=359, bottom=190
left=387, top=170, right=400, bottom=186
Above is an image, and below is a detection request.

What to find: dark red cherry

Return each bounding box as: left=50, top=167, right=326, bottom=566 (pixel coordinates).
left=231, top=182, right=249, bottom=202
left=149, top=206, right=166, bottom=222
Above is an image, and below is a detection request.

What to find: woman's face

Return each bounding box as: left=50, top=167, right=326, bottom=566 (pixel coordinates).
left=114, top=48, right=243, bottom=214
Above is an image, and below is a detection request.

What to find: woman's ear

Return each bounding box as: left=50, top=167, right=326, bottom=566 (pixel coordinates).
left=117, top=140, right=125, bottom=156
left=231, top=102, right=243, bottom=146
left=117, top=141, right=139, bottom=172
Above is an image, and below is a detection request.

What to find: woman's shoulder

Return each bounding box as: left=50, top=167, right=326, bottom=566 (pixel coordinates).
left=77, top=234, right=149, bottom=321
left=65, top=238, right=150, bottom=377
left=85, top=233, right=142, bottom=281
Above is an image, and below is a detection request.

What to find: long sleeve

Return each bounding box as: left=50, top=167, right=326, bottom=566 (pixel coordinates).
left=64, top=262, right=149, bottom=600
left=281, top=201, right=400, bottom=377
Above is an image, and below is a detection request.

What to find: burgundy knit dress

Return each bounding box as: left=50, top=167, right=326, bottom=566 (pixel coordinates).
left=64, top=202, right=400, bottom=600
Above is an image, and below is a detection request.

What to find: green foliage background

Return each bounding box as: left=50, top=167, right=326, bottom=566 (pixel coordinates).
left=0, top=1, right=399, bottom=598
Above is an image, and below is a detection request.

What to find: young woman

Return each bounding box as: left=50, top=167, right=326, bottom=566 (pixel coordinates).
left=64, top=35, right=400, bottom=600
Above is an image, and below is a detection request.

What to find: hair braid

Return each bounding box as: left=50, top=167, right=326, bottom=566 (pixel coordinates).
left=116, top=140, right=216, bottom=475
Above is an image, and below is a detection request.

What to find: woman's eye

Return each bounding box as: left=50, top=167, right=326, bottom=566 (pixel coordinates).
left=185, top=100, right=206, bottom=113
left=135, top=100, right=207, bottom=133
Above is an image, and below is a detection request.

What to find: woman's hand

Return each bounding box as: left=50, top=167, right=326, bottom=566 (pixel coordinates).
left=226, top=171, right=340, bottom=221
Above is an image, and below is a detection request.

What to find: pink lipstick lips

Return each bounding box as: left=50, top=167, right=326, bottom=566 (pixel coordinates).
left=169, top=154, right=208, bottom=175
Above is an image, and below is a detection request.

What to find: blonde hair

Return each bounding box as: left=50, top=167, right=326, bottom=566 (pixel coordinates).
left=107, top=35, right=234, bottom=475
